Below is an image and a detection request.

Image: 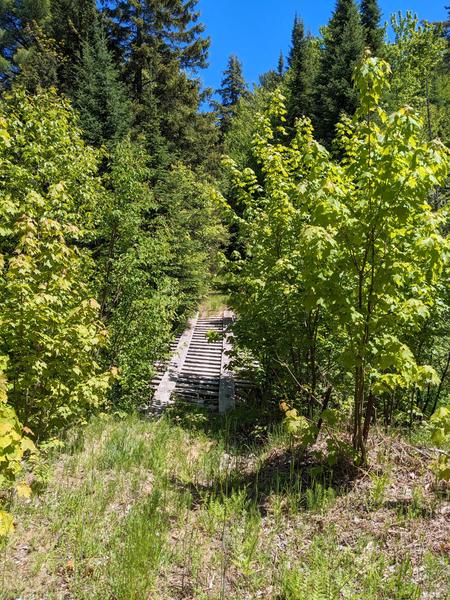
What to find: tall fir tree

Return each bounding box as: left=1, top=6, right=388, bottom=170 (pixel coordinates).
left=360, top=0, right=384, bottom=55
left=288, top=15, right=305, bottom=68
left=445, top=6, right=450, bottom=70
left=277, top=51, right=285, bottom=77
left=259, top=52, right=284, bottom=92
left=102, top=0, right=209, bottom=101
left=285, top=16, right=320, bottom=128
left=315, top=0, right=365, bottom=145
left=101, top=0, right=215, bottom=166
left=72, top=21, right=132, bottom=147
left=215, top=55, right=248, bottom=133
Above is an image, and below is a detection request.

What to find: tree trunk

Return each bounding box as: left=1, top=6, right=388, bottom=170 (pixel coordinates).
left=363, top=391, right=375, bottom=443
left=353, top=364, right=366, bottom=463
left=315, top=385, right=333, bottom=442
left=430, top=351, right=450, bottom=416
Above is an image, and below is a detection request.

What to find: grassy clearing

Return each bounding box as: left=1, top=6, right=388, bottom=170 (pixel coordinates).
left=1, top=407, right=449, bottom=600
left=200, top=293, right=229, bottom=318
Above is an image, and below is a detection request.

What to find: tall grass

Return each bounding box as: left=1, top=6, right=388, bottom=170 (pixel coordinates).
left=1, top=411, right=448, bottom=599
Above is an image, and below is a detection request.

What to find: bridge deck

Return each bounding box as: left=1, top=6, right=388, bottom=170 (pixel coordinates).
left=149, top=310, right=239, bottom=413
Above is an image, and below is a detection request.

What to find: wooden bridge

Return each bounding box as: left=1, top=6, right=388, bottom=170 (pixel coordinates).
left=149, top=310, right=249, bottom=413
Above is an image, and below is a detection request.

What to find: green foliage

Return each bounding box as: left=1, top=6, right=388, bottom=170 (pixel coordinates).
left=360, top=0, right=384, bottom=55
left=97, top=139, right=176, bottom=404
left=429, top=405, right=450, bottom=480
left=49, top=0, right=98, bottom=90
left=285, top=17, right=320, bottom=129
left=315, top=0, right=366, bottom=144
left=215, top=54, right=248, bottom=133
left=223, top=86, right=272, bottom=171
left=0, top=89, right=111, bottom=436
left=97, top=140, right=227, bottom=406
left=384, top=12, right=448, bottom=141
left=72, top=21, right=132, bottom=147
left=100, top=0, right=216, bottom=168
left=0, top=0, right=52, bottom=86
left=0, top=354, right=36, bottom=538
left=223, top=56, right=450, bottom=461
left=368, top=471, right=390, bottom=508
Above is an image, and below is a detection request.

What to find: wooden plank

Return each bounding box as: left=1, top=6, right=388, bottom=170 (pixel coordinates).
left=219, top=310, right=236, bottom=414
left=151, top=313, right=198, bottom=411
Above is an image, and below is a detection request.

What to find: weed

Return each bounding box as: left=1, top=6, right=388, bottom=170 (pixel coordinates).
left=368, top=470, right=390, bottom=509
left=304, top=481, right=336, bottom=513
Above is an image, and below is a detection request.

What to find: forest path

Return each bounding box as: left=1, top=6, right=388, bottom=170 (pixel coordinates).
left=150, top=308, right=236, bottom=413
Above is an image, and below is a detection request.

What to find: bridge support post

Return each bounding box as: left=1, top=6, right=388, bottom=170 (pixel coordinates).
left=219, top=310, right=235, bottom=414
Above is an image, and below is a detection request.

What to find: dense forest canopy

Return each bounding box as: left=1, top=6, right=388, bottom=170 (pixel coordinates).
left=0, top=0, right=449, bottom=570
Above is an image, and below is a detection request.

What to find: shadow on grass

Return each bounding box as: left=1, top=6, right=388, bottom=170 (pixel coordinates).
left=166, top=400, right=361, bottom=516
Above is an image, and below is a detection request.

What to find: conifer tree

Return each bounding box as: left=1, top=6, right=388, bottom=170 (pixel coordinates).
left=0, top=0, right=51, bottom=86
left=49, top=0, right=99, bottom=90
left=315, top=0, right=365, bottom=144
left=288, top=15, right=305, bottom=68
left=360, top=0, right=384, bottom=54
left=277, top=52, right=285, bottom=77
left=259, top=52, right=285, bottom=92
left=102, top=0, right=214, bottom=166
left=215, top=55, right=248, bottom=132
left=103, top=0, right=209, bottom=100
left=286, top=16, right=320, bottom=128
left=444, top=7, right=450, bottom=70
left=72, top=22, right=132, bottom=147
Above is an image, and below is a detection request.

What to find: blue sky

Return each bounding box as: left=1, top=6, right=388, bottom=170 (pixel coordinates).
left=196, top=0, right=448, bottom=94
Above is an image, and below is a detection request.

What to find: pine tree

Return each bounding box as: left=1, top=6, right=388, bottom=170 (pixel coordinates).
left=103, top=0, right=209, bottom=101
left=101, top=0, right=214, bottom=166
left=215, top=55, right=248, bottom=132
left=259, top=52, right=284, bottom=92
left=360, top=0, right=384, bottom=55
left=0, top=0, right=51, bottom=86
left=72, top=21, right=132, bottom=147
left=444, top=6, right=450, bottom=70
left=286, top=16, right=320, bottom=128
left=315, top=0, right=365, bottom=145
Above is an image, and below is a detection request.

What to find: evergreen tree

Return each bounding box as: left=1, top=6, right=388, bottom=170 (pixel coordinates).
left=102, top=0, right=214, bottom=167
left=49, top=0, right=99, bottom=90
left=72, top=21, right=132, bottom=147
left=259, top=52, right=284, bottom=92
left=285, top=15, right=320, bottom=128
left=315, top=0, right=365, bottom=145
left=0, top=0, right=51, bottom=86
left=103, top=0, right=209, bottom=101
left=277, top=51, right=285, bottom=77
left=288, top=15, right=305, bottom=68
left=215, top=55, right=248, bottom=132
left=444, top=6, right=450, bottom=70
left=13, top=23, right=61, bottom=92
left=360, top=0, right=384, bottom=54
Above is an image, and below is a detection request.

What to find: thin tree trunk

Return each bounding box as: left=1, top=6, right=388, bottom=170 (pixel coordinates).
left=315, top=385, right=333, bottom=442
left=363, top=391, right=375, bottom=443
left=353, top=364, right=366, bottom=462
left=430, top=351, right=450, bottom=416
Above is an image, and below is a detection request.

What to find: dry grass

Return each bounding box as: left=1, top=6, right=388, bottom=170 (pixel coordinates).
left=1, top=411, right=449, bottom=600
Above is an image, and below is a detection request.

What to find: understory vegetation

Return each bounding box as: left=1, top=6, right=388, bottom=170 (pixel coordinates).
left=1, top=410, right=449, bottom=599
left=0, top=0, right=450, bottom=597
